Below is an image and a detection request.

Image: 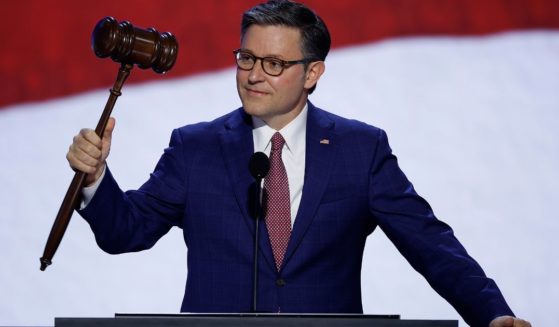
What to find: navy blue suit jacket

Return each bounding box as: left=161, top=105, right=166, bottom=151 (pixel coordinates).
left=80, top=102, right=513, bottom=327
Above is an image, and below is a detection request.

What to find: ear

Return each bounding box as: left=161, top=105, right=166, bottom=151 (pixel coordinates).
left=304, top=61, right=325, bottom=90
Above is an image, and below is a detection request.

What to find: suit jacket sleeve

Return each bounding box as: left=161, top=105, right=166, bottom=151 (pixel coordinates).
left=78, top=128, right=188, bottom=254
left=367, top=128, right=514, bottom=327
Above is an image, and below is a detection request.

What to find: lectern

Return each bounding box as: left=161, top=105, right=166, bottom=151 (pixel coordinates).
left=55, top=313, right=458, bottom=327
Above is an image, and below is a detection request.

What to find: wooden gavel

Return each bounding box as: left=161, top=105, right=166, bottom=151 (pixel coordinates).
left=39, top=17, right=178, bottom=271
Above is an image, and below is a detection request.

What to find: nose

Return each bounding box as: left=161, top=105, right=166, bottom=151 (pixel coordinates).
left=248, top=58, right=266, bottom=84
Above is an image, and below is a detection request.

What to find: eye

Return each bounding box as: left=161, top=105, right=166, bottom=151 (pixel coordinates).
left=264, top=58, right=284, bottom=71
left=238, top=52, right=254, bottom=63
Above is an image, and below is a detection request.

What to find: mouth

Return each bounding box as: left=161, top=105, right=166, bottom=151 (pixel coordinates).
left=245, top=87, right=268, bottom=96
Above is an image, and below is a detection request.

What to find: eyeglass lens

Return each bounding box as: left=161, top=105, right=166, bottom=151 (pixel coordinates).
left=236, top=52, right=285, bottom=76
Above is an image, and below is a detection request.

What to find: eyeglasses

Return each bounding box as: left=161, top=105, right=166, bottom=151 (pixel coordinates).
left=233, top=49, right=312, bottom=76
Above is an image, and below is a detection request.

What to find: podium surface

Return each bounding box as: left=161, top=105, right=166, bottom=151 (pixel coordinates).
left=55, top=313, right=458, bottom=327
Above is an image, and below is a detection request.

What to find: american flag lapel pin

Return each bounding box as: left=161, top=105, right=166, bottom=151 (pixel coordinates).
left=320, top=139, right=330, bottom=145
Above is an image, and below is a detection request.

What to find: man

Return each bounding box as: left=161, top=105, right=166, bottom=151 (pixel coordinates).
left=67, top=1, right=531, bottom=326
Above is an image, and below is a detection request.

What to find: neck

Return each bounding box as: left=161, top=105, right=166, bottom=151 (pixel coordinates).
left=265, top=98, right=308, bottom=131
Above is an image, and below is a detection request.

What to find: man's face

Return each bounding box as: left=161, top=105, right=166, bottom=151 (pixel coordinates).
left=236, top=25, right=314, bottom=130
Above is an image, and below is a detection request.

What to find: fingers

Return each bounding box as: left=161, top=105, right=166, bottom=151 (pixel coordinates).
left=80, top=127, right=103, bottom=149
left=67, top=130, right=102, bottom=174
left=66, top=118, right=116, bottom=185
left=490, top=316, right=513, bottom=327
left=513, top=318, right=532, bottom=327
left=67, top=126, right=107, bottom=171
left=489, top=316, right=531, bottom=327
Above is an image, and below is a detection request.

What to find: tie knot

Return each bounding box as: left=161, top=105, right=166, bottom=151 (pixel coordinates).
left=270, top=132, right=285, bottom=151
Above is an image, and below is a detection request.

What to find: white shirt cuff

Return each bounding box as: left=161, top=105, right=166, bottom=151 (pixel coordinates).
left=80, top=165, right=106, bottom=210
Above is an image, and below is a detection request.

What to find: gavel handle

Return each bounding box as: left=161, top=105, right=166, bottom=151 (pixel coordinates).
left=40, top=63, right=133, bottom=271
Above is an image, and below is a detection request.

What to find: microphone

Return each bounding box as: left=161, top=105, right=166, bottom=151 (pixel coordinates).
left=248, top=152, right=269, bottom=312
left=249, top=152, right=270, bottom=180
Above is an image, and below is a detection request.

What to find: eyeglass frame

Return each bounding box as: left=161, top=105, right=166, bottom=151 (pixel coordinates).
left=233, top=49, right=315, bottom=76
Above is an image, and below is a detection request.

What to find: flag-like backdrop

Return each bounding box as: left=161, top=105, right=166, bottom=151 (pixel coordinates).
left=1, top=1, right=558, bottom=326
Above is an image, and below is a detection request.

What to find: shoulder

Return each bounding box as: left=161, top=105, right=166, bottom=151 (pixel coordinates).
left=309, top=102, right=388, bottom=143
left=168, top=107, right=249, bottom=145
left=174, top=108, right=246, bottom=136
left=155, top=108, right=248, bottom=172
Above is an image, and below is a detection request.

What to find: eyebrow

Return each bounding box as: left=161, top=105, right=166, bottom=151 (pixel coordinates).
left=238, top=48, right=287, bottom=60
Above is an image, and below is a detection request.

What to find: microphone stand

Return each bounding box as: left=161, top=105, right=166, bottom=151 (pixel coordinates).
left=253, top=177, right=264, bottom=312
left=248, top=152, right=269, bottom=312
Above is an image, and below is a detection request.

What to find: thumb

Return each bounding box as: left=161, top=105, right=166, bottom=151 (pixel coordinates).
left=100, top=117, right=115, bottom=161
left=490, top=316, right=515, bottom=327
left=103, top=117, right=116, bottom=141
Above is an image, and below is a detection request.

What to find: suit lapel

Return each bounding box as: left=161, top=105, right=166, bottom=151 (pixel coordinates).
left=219, top=109, right=276, bottom=271
left=283, top=103, right=335, bottom=269
left=219, top=105, right=337, bottom=272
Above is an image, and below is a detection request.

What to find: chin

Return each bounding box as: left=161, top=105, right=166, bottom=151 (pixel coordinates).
left=240, top=98, right=266, bottom=116
left=242, top=104, right=266, bottom=118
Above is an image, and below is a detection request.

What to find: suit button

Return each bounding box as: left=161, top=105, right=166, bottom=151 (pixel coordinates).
left=276, top=279, right=286, bottom=287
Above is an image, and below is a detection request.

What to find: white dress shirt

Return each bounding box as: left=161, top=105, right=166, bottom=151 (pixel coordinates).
left=252, top=104, right=307, bottom=227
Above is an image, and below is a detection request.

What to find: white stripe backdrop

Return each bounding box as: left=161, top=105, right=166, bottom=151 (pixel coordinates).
left=1, top=30, right=558, bottom=326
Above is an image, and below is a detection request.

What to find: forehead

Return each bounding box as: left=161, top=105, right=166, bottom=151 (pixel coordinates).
left=241, top=25, right=303, bottom=58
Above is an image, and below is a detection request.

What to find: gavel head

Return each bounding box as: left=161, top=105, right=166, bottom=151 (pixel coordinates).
left=91, top=17, right=178, bottom=74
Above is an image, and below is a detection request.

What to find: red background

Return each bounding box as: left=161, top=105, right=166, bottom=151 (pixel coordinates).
left=1, top=0, right=558, bottom=108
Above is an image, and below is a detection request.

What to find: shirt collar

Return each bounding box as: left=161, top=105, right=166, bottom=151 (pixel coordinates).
left=252, top=103, right=308, bottom=154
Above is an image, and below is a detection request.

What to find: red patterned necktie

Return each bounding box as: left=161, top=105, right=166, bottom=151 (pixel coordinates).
left=264, top=132, right=292, bottom=271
